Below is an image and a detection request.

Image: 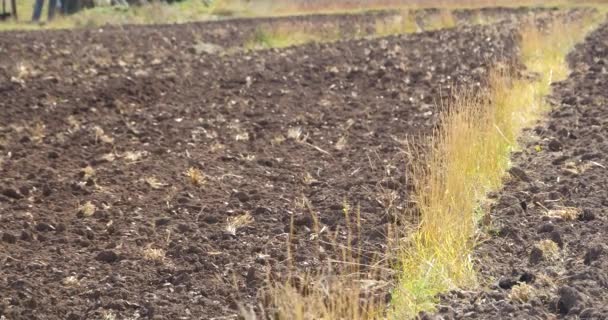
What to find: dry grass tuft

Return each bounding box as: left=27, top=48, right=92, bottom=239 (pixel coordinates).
left=267, top=272, right=385, bottom=320
left=225, top=212, right=254, bottom=235
left=81, top=166, right=96, bottom=180
left=93, top=126, right=114, bottom=144
left=245, top=23, right=341, bottom=50
left=62, top=276, right=80, bottom=287
left=122, top=150, right=146, bottom=162
left=509, top=282, right=536, bottom=303
left=29, top=121, right=46, bottom=143
left=260, top=202, right=391, bottom=320
left=287, top=127, right=303, bottom=140
left=78, top=201, right=97, bottom=217
left=101, top=311, right=117, bottom=320
left=537, top=239, right=560, bottom=260
left=547, top=207, right=581, bottom=220
left=185, top=167, right=205, bottom=187
left=334, top=136, right=348, bottom=151
left=142, top=247, right=166, bottom=263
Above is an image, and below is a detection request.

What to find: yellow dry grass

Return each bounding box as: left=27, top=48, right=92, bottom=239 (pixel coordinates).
left=389, top=14, right=601, bottom=318
left=425, top=9, right=457, bottom=30
left=260, top=205, right=390, bottom=320
left=245, top=24, right=342, bottom=50
left=211, top=0, right=608, bottom=17
left=255, top=10, right=602, bottom=320
left=375, top=10, right=419, bottom=36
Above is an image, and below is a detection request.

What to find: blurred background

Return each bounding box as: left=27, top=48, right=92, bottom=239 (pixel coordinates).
left=1, top=0, right=606, bottom=30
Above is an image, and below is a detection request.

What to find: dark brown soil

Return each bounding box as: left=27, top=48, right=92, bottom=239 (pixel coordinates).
left=0, top=6, right=554, bottom=58
left=0, top=13, right=524, bottom=319
left=431, top=20, right=608, bottom=320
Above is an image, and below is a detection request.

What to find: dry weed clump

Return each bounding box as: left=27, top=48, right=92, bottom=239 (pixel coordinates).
left=266, top=271, right=385, bottom=320
left=78, top=201, right=97, bottom=217
left=537, top=239, right=560, bottom=260
left=142, top=247, right=166, bottom=263
left=185, top=167, right=205, bottom=186
left=81, top=166, right=96, bottom=180
left=62, top=276, right=80, bottom=287
left=259, top=204, right=392, bottom=320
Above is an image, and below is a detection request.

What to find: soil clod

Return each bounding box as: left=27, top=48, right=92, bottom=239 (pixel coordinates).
left=95, top=250, right=120, bottom=263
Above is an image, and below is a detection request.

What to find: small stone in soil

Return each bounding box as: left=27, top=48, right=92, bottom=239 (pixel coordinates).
left=549, top=230, right=564, bottom=248
left=35, top=222, right=55, bottom=232
left=1, top=188, right=23, bottom=199
left=20, top=231, right=32, bottom=241
left=578, top=209, right=596, bottom=221
left=548, top=139, right=563, bottom=151
left=519, top=271, right=535, bottom=283
left=233, top=191, right=250, bottom=202
left=537, top=223, right=555, bottom=233
left=155, top=217, right=171, bottom=227
left=498, top=277, right=517, bottom=289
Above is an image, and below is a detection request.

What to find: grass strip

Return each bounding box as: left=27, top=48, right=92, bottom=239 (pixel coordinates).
left=389, top=12, right=602, bottom=319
